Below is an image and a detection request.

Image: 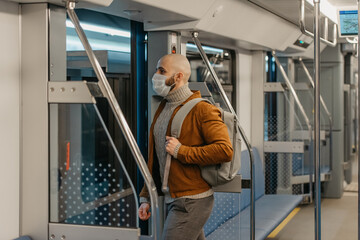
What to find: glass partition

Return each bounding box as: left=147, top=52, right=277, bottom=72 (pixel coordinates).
left=264, top=90, right=311, bottom=196
left=50, top=103, right=138, bottom=227
left=265, top=56, right=313, bottom=197
left=295, top=60, right=332, bottom=177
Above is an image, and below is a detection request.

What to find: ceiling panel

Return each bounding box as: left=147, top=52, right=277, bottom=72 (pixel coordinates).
left=248, top=0, right=337, bottom=41
left=8, top=0, right=112, bottom=7
left=327, top=0, right=357, bottom=7
left=249, top=0, right=303, bottom=26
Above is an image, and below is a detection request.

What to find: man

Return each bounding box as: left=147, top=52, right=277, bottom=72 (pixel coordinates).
left=138, top=54, right=233, bottom=240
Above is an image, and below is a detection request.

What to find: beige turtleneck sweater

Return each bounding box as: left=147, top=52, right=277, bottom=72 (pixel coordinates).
left=152, top=83, right=213, bottom=204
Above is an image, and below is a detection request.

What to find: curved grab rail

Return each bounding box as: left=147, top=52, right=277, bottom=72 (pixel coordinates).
left=346, top=37, right=358, bottom=44
left=272, top=51, right=314, bottom=199
left=191, top=32, right=256, bottom=240
left=299, top=58, right=333, bottom=172
left=66, top=2, right=160, bottom=239
left=299, top=0, right=337, bottom=47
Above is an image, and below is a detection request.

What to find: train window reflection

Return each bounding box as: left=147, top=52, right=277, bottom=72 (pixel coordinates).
left=66, top=9, right=131, bottom=52
left=66, top=9, right=131, bottom=79
left=186, top=43, right=235, bottom=110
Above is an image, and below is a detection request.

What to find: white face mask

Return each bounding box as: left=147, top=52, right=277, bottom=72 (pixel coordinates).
left=152, top=73, right=175, bottom=97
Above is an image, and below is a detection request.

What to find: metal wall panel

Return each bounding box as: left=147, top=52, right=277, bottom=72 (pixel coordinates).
left=237, top=52, right=253, bottom=151
left=49, top=4, right=66, bottom=82
left=319, top=46, right=344, bottom=198
left=20, top=3, right=49, bottom=239
left=49, top=223, right=139, bottom=240
left=251, top=51, right=266, bottom=162
left=0, top=1, right=21, bottom=239
left=323, top=131, right=344, bottom=197
left=321, top=46, right=344, bottom=198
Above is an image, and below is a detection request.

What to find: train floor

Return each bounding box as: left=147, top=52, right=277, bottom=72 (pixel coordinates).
left=269, top=160, right=358, bottom=240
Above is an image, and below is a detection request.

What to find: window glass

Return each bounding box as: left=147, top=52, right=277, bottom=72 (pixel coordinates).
left=49, top=10, right=141, bottom=229
left=186, top=43, right=235, bottom=110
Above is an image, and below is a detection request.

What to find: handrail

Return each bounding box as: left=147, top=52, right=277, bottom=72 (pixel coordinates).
left=346, top=37, right=358, bottom=44
left=93, top=104, right=140, bottom=225
left=299, top=0, right=337, bottom=47
left=299, top=59, right=331, bottom=120
left=192, top=32, right=256, bottom=240
left=272, top=51, right=314, bottom=199
left=66, top=2, right=160, bottom=239
left=272, top=53, right=313, bottom=134
left=299, top=58, right=333, bottom=172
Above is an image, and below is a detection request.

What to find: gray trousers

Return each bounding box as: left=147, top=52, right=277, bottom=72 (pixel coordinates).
left=162, top=195, right=214, bottom=240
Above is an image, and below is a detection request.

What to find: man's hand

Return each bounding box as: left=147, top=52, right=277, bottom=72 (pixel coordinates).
left=139, top=202, right=151, bottom=221
left=166, top=136, right=180, bottom=156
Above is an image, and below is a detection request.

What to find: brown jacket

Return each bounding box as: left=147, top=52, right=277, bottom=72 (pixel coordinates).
left=140, top=91, right=233, bottom=199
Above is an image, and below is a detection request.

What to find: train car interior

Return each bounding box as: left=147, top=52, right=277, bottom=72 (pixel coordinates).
left=0, top=0, right=359, bottom=239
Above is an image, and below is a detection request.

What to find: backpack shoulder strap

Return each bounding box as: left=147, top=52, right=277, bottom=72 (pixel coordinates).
left=162, top=97, right=211, bottom=193
left=171, top=98, right=212, bottom=138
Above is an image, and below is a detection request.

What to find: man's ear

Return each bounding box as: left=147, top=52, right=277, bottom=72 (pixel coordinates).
left=174, top=72, right=184, bottom=82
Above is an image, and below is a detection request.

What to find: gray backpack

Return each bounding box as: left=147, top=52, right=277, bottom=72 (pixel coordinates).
left=162, top=98, right=241, bottom=191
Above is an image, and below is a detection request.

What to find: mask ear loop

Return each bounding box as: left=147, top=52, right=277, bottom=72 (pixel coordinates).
left=168, top=73, right=178, bottom=91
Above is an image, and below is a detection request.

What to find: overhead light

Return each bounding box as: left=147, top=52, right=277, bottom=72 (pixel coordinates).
left=66, top=20, right=131, bottom=38
left=66, top=35, right=131, bottom=52
left=123, top=9, right=142, bottom=16
left=186, top=43, right=224, bottom=54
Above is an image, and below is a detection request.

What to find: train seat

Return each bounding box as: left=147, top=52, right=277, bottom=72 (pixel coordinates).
left=204, top=148, right=303, bottom=240
left=293, top=165, right=331, bottom=176
left=292, top=151, right=331, bottom=176
left=13, top=236, right=32, bottom=240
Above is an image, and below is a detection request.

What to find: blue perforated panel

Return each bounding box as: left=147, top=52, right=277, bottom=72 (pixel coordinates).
left=205, top=148, right=302, bottom=240
left=204, top=192, right=240, bottom=236
left=204, top=148, right=264, bottom=238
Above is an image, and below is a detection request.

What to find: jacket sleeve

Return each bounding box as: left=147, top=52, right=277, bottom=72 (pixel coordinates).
left=176, top=102, right=233, bottom=166
left=139, top=184, right=149, bottom=199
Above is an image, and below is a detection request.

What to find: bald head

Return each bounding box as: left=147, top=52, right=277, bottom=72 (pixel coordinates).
left=155, top=54, right=191, bottom=92
left=159, top=54, right=191, bottom=82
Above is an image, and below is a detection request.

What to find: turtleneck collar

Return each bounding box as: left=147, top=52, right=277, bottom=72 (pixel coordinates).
left=165, top=83, right=193, bottom=105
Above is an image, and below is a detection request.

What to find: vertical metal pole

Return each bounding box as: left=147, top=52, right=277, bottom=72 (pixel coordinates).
left=66, top=2, right=160, bottom=239
left=314, top=1, right=321, bottom=240
left=191, top=32, right=255, bottom=240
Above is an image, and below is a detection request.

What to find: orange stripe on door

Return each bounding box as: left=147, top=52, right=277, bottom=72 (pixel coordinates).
left=66, top=142, right=70, bottom=171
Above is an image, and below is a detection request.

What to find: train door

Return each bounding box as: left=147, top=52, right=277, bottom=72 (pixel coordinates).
left=48, top=6, right=150, bottom=239
left=51, top=9, right=130, bottom=234
left=20, top=3, right=158, bottom=239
